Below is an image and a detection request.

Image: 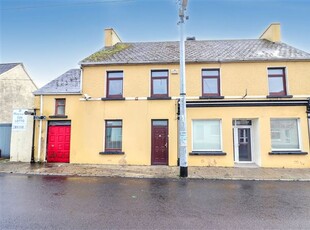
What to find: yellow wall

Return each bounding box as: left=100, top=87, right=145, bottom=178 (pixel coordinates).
left=83, top=64, right=181, bottom=98
left=259, top=23, right=281, bottom=42
left=34, top=95, right=178, bottom=166
left=83, top=62, right=310, bottom=98
left=34, top=60, right=310, bottom=168
left=187, top=106, right=310, bottom=168
left=186, top=62, right=310, bottom=97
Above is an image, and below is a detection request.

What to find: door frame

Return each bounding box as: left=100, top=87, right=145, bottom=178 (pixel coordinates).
left=233, top=123, right=254, bottom=164
left=151, top=119, right=169, bottom=165
left=46, top=120, right=71, bottom=163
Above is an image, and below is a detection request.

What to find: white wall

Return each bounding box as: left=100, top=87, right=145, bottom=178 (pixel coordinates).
left=252, top=119, right=261, bottom=166
left=0, top=64, right=37, bottom=123
left=10, top=109, right=34, bottom=162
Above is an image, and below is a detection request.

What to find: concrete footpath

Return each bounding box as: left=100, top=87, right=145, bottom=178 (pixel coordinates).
left=1, top=159, right=310, bottom=181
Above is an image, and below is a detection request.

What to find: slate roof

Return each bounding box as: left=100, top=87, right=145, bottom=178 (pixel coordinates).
left=81, top=39, right=310, bottom=65
left=0, top=63, right=20, bottom=75
left=34, top=69, right=81, bottom=95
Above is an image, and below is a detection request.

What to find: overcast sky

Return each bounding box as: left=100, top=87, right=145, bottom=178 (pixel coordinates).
left=1, top=0, right=310, bottom=87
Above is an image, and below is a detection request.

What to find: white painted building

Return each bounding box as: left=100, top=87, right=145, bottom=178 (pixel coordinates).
left=0, top=63, right=37, bottom=161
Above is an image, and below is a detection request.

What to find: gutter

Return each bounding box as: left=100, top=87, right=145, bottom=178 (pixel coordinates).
left=79, top=59, right=310, bottom=66
left=33, top=92, right=82, bottom=96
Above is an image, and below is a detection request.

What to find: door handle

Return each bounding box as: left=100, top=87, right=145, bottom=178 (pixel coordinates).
left=165, top=143, right=168, bottom=148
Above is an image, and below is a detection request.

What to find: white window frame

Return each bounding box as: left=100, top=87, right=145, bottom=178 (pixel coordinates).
left=192, top=119, right=222, bottom=152
left=270, top=118, right=302, bottom=151
left=233, top=121, right=254, bottom=164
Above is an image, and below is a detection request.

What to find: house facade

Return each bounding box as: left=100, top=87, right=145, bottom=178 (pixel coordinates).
left=0, top=63, right=37, bottom=160
left=34, top=24, right=310, bottom=168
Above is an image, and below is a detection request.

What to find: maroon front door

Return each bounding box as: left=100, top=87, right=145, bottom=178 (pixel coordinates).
left=151, top=120, right=168, bottom=165
left=47, top=125, right=71, bottom=163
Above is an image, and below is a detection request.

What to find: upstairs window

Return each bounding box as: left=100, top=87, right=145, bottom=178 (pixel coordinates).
left=151, top=70, right=169, bottom=98
left=202, top=69, right=220, bottom=96
left=107, top=71, right=123, bottom=98
left=55, top=99, right=65, bottom=116
left=268, top=68, right=287, bottom=96
left=105, top=120, right=122, bottom=152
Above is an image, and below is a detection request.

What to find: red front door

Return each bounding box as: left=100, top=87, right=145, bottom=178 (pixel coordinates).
left=47, top=125, right=71, bottom=163
left=151, top=120, right=168, bottom=165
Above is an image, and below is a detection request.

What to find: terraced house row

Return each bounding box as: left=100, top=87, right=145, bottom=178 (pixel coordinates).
left=33, top=23, right=310, bottom=168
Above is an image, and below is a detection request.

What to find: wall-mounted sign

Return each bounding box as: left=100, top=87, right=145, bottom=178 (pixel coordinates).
left=34, top=115, right=46, bottom=120
left=12, top=109, right=27, bottom=131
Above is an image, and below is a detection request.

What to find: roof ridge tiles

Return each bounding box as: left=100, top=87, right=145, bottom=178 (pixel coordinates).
left=80, top=38, right=310, bottom=65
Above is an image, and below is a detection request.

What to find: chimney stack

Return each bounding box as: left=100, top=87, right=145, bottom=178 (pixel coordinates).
left=104, top=28, right=122, bottom=47
left=259, top=23, right=281, bottom=43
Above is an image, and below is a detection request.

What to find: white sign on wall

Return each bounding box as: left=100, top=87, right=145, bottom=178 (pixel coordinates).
left=12, top=109, right=27, bottom=131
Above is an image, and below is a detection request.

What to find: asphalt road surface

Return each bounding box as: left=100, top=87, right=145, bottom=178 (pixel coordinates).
left=0, top=174, right=310, bottom=229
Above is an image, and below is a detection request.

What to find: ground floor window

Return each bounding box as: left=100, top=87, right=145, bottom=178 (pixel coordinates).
left=105, top=120, right=122, bottom=152
left=192, top=120, right=221, bottom=151
left=270, top=118, right=300, bottom=150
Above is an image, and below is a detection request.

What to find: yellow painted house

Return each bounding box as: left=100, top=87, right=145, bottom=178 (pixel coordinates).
left=33, top=23, right=310, bottom=168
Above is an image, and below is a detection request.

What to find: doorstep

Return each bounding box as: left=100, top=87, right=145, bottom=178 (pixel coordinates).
left=234, top=162, right=259, bottom=168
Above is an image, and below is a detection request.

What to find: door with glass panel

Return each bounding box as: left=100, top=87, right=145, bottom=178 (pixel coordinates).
left=238, top=128, right=252, bottom=161
left=233, top=120, right=253, bottom=163
left=151, top=120, right=168, bottom=165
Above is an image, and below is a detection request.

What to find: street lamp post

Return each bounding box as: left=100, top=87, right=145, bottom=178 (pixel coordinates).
left=178, top=0, right=188, bottom=177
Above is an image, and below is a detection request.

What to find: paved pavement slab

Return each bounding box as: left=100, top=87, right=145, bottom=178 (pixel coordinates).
left=1, top=159, right=310, bottom=181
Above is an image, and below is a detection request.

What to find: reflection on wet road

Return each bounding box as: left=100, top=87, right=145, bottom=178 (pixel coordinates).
left=1, top=174, right=310, bottom=229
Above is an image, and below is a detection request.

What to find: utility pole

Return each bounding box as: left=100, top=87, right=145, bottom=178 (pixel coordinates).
left=178, top=0, right=188, bottom=177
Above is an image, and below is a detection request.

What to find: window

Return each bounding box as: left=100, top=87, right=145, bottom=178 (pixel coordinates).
left=107, top=71, right=123, bottom=98
left=268, top=68, right=287, bottom=96
left=192, top=120, right=221, bottom=151
left=270, top=119, right=300, bottom=150
left=202, top=69, right=220, bottom=96
left=55, top=99, right=65, bottom=115
left=105, top=120, right=122, bottom=152
left=151, top=70, right=168, bottom=98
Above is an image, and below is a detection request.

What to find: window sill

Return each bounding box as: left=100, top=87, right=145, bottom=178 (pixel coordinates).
left=49, top=115, right=68, bottom=118
left=99, top=151, right=125, bottom=155
left=101, top=97, right=125, bottom=101
left=266, top=95, right=293, bottom=98
left=189, top=151, right=226, bottom=156
left=199, top=96, right=224, bottom=99
left=269, top=151, right=308, bottom=155
left=147, top=97, right=171, bottom=100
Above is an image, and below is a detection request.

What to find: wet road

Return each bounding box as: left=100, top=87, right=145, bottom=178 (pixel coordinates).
left=0, top=174, right=310, bottom=229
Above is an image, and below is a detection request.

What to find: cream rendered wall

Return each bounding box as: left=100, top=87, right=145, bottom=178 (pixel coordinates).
left=34, top=95, right=178, bottom=165
left=35, top=60, right=310, bottom=167
left=82, top=62, right=310, bottom=99
left=186, top=62, right=310, bottom=97
left=187, top=106, right=309, bottom=168
left=33, top=95, right=80, bottom=162
left=82, top=64, right=181, bottom=98
left=259, top=23, right=281, bottom=43
left=70, top=100, right=178, bottom=165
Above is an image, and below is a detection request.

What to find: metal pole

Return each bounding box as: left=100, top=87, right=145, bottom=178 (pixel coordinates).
left=37, top=95, right=43, bottom=162
left=30, top=109, right=36, bottom=164
left=179, top=0, right=188, bottom=177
